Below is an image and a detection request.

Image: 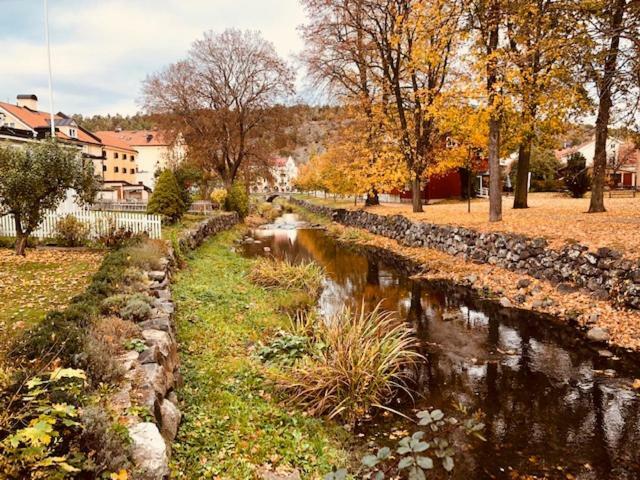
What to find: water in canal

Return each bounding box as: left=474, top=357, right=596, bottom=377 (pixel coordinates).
left=242, top=214, right=640, bottom=479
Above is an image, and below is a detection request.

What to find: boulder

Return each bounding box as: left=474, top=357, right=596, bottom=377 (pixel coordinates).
left=516, top=278, right=531, bottom=289
left=148, top=271, right=166, bottom=282
left=499, top=297, right=512, bottom=308
left=128, top=422, right=169, bottom=480
left=586, top=326, right=610, bottom=343
left=159, top=398, right=181, bottom=442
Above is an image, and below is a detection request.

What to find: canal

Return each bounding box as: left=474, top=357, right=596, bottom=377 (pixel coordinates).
left=242, top=213, right=640, bottom=479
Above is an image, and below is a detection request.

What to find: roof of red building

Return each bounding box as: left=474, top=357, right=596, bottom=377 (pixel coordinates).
left=104, top=130, right=171, bottom=147
left=94, top=131, right=138, bottom=153
left=272, top=157, right=288, bottom=167
left=0, top=101, right=102, bottom=145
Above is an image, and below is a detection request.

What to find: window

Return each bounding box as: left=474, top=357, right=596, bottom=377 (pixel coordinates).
left=123, top=154, right=127, bottom=160
left=102, top=165, right=107, bottom=172
left=114, top=166, right=119, bottom=173
left=69, top=128, right=77, bottom=138
left=131, top=155, right=135, bottom=161
left=114, top=152, right=119, bottom=159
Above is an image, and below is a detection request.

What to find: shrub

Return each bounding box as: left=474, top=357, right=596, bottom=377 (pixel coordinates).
left=223, top=182, right=249, bottom=218
left=121, top=299, right=152, bottom=321
left=257, top=202, right=281, bottom=222
left=95, top=217, right=134, bottom=248
left=125, top=240, right=166, bottom=271
left=79, top=406, right=131, bottom=477
left=101, top=293, right=152, bottom=319
left=90, top=316, right=140, bottom=355
left=563, top=152, right=591, bottom=198
left=249, top=257, right=325, bottom=298
left=54, top=214, right=90, bottom=247
left=273, top=302, right=422, bottom=424
left=147, top=169, right=186, bottom=223
left=11, top=310, right=86, bottom=363
left=83, top=334, right=125, bottom=385
left=210, top=188, right=227, bottom=208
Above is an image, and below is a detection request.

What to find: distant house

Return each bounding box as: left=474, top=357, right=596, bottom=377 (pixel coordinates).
left=96, top=130, right=186, bottom=190
left=555, top=136, right=639, bottom=189
left=254, top=156, right=299, bottom=192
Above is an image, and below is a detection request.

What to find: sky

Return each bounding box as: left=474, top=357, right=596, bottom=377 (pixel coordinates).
left=0, top=0, right=309, bottom=115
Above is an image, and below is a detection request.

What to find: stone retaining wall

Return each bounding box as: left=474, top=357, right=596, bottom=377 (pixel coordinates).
left=119, top=212, right=239, bottom=479
left=292, top=198, right=640, bottom=310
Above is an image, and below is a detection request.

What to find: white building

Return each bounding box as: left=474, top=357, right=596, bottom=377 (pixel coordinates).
left=254, top=156, right=299, bottom=192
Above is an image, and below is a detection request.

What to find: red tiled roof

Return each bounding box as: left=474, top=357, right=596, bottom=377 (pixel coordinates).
left=272, top=157, right=288, bottom=167
left=0, top=101, right=101, bottom=145
left=105, top=130, right=171, bottom=147
left=94, top=131, right=138, bottom=153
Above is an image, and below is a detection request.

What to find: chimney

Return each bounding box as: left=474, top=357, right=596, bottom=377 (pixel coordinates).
left=16, top=94, right=38, bottom=110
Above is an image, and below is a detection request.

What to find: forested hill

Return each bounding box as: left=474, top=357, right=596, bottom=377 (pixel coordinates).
left=70, top=113, right=156, bottom=131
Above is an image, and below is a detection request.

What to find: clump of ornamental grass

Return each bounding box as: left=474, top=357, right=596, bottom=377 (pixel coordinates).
left=272, top=302, right=422, bottom=425
left=249, top=257, right=325, bottom=298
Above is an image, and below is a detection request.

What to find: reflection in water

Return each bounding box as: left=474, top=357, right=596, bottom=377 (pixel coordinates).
left=243, top=219, right=640, bottom=479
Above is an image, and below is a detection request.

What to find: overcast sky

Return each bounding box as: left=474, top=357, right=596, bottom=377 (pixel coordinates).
left=0, top=0, right=308, bottom=115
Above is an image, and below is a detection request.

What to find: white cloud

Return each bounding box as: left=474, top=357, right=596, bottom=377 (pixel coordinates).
left=0, top=0, right=306, bottom=114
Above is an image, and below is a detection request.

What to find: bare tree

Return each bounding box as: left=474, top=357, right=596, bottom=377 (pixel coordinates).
left=142, top=29, right=294, bottom=190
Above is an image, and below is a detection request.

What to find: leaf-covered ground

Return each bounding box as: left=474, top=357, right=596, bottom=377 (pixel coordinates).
left=170, top=227, right=350, bottom=479
left=298, top=192, right=640, bottom=257
left=0, top=248, right=103, bottom=349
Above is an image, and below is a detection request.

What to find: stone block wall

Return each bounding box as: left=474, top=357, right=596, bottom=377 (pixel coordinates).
left=120, top=212, right=239, bottom=479
left=292, top=198, right=640, bottom=310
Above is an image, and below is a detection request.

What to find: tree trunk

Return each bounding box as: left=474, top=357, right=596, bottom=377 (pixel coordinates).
left=488, top=117, right=502, bottom=222
left=513, top=138, right=532, bottom=209
left=411, top=174, right=423, bottom=213
left=588, top=0, right=625, bottom=213
left=15, top=234, right=28, bottom=256
left=13, top=215, right=28, bottom=256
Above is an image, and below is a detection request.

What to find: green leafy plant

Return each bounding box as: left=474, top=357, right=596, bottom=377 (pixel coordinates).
left=325, top=406, right=485, bottom=480
left=124, top=339, right=147, bottom=353
left=257, top=330, right=312, bottom=366
left=0, top=368, right=87, bottom=479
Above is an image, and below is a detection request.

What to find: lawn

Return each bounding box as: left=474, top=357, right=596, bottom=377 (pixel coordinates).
left=170, top=227, right=349, bottom=479
left=0, top=247, right=103, bottom=351
left=161, top=213, right=212, bottom=240
left=299, top=192, right=640, bottom=256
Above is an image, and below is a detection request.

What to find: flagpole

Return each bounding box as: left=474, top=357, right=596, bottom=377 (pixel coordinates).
left=44, top=0, right=55, bottom=139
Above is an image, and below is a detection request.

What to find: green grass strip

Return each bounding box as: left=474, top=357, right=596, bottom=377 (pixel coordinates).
left=170, top=227, right=349, bottom=479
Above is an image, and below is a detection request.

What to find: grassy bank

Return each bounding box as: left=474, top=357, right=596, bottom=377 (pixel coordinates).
left=171, top=227, right=350, bottom=479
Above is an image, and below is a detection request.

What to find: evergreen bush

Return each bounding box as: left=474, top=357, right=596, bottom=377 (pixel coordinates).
left=147, top=169, right=186, bottom=223
left=563, top=152, right=591, bottom=198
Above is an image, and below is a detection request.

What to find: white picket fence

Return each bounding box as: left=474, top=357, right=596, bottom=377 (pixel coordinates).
left=0, top=209, right=162, bottom=240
